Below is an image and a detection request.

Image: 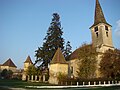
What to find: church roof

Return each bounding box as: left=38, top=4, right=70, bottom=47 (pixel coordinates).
left=24, top=56, right=33, bottom=64
left=2, top=58, right=17, bottom=68
left=69, top=48, right=80, bottom=60
left=69, top=44, right=93, bottom=60
left=90, top=0, right=111, bottom=28
left=50, top=48, right=67, bottom=64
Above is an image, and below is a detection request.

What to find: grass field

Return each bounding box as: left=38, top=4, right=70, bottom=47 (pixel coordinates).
left=0, top=79, right=120, bottom=90
left=0, top=79, right=50, bottom=89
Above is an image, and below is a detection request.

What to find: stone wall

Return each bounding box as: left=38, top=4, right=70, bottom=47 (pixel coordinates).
left=49, top=63, right=68, bottom=84
left=0, top=66, right=16, bottom=72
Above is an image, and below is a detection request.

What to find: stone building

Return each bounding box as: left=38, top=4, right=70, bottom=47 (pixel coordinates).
left=49, top=0, right=114, bottom=83
left=68, top=48, right=82, bottom=78
left=20, top=0, right=114, bottom=84
left=90, top=0, right=114, bottom=77
left=68, top=0, right=114, bottom=78
left=49, top=48, right=68, bottom=84
left=90, top=0, right=114, bottom=53
left=22, top=56, right=33, bottom=81
left=0, top=58, right=17, bottom=73
left=0, top=58, right=21, bottom=79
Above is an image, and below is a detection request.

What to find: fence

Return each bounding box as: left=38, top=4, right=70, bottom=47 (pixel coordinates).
left=59, top=80, right=120, bottom=86
left=26, top=80, right=120, bottom=89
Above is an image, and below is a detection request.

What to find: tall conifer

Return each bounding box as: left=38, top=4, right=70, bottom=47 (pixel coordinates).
left=35, top=13, right=64, bottom=68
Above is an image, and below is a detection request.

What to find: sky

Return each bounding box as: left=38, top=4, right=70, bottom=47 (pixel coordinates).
left=0, top=0, right=120, bottom=69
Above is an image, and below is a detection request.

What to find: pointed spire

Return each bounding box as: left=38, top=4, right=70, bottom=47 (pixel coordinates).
left=24, top=56, right=33, bottom=64
left=50, top=48, right=67, bottom=64
left=91, top=0, right=111, bottom=28
left=95, top=0, right=106, bottom=24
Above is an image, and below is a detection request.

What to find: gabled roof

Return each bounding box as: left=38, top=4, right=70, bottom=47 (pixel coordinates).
left=50, top=48, right=67, bottom=64
left=69, top=44, right=93, bottom=60
left=2, top=58, right=17, bottom=68
left=90, top=0, right=111, bottom=28
left=24, top=56, right=33, bottom=64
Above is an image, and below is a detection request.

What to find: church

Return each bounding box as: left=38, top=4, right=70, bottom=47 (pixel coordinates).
left=22, top=0, right=114, bottom=84
left=49, top=0, right=114, bottom=84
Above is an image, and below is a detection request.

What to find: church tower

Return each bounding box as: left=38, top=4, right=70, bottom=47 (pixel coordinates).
left=90, top=0, right=114, bottom=53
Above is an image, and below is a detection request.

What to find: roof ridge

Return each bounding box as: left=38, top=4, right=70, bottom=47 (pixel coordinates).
left=2, top=58, right=17, bottom=68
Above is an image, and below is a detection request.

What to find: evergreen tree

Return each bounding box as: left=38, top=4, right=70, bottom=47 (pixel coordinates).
left=63, top=41, right=72, bottom=60
left=35, top=13, right=64, bottom=68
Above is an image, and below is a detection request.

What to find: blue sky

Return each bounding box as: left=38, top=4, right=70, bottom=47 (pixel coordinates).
left=0, top=0, right=120, bottom=68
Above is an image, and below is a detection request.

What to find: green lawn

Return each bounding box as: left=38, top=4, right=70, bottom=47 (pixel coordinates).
left=0, top=79, right=50, bottom=88
left=0, top=79, right=120, bottom=90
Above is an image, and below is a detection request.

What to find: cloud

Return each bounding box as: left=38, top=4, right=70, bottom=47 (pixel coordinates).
left=115, top=20, right=120, bottom=37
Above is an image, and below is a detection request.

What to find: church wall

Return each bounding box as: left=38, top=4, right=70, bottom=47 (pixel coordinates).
left=91, top=24, right=103, bottom=48
left=91, top=23, right=114, bottom=53
left=68, top=59, right=80, bottom=78
left=100, top=24, right=113, bottom=47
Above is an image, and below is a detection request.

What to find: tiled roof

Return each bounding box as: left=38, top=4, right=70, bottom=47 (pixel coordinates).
left=69, top=48, right=80, bottom=60
left=24, top=56, right=33, bottom=64
left=2, top=58, right=17, bottom=68
left=90, top=0, right=111, bottom=28
left=69, top=44, right=93, bottom=60
left=50, top=48, right=67, bottom=64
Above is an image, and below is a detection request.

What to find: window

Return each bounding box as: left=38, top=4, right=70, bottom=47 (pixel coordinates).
left=96, top=32, right=98, bottom=38
left=106, top=32, right=108, bottom=37
left=94, top=26, right=98, bottom=32
left=105, top=26, right=108, bottom=31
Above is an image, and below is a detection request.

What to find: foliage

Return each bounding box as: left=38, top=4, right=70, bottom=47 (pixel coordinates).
left=100, top=49, right=120, bottom=79
left=26, top=65, right=41, bottom=76
left=35, top=13, right=65, bottom=68
left=57, top=72, right=68, bottom=81
left=77, top=43, right=98, bottom=79
left=63, top=41, right=72, bottom=60
left=1, top=69, right=13, bottom=79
